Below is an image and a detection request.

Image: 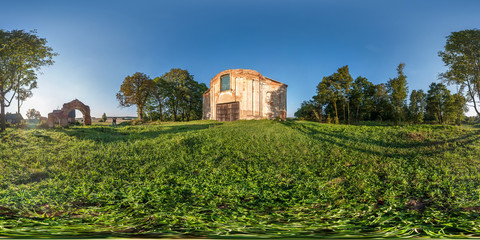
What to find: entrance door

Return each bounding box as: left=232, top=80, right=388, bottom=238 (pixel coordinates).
left=216, top=102, right=239, bottom=121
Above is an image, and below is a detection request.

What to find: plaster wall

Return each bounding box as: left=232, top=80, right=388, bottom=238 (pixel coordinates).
left=203, top=69, right=287, bottom=121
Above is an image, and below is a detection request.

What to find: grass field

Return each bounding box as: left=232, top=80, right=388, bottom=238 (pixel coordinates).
left=1, top=120, right=480, bottom=238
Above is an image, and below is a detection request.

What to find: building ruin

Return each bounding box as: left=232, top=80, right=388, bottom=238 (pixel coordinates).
left=202, top=69, right=287, bottom=121
left=47, top=99, right=92, bottom=127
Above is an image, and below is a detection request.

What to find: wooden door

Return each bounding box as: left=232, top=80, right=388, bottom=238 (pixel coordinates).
left=216, top=102, right=239, bottom=121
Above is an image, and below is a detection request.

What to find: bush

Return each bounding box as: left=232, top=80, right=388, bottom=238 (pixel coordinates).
left=36, top=120, right=49, bottom=129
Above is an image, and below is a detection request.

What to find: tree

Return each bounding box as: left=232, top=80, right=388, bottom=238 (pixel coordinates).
left=449, top=93, right=467, bottom=125
left=373, top=83, right=392, bottom=121
left=101, top=113, right=107, bottom=122
left=116, top=72, right=154, bottom=120
left=408, top=89, right=425, bottom=124
left=387, top=63, right=408, bottom=124
left=316, top=75, right=341, bottom=124
left=0, top=29, right=56, bottom=131
left=334, top=66, right=354, bottom=123
left=16, top=85, right=34, bottom=114
left=439, top=29, right=480, bottom=117
left=161, top=69, right=194, bottom=121
left=295, top=99, right=322, bottom=121
left=26, top=108, right=41, bottom=121
left=426, top=83, right=453, bottom=124
left=149, top=77, right=169, bottom=121
left=350, top=76, right=373, bottom=123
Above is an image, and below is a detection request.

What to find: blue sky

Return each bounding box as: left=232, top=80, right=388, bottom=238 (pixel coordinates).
left=1, top=0, right=479, bottom=118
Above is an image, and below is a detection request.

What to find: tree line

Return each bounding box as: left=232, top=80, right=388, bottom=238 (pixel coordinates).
left=296, top=29, right=480, bottom=125
left=295, top=64, right=467, bottom=124
left=116, top=69, right=207, bottom=121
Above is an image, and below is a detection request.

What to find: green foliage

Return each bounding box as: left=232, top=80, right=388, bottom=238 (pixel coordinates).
left=315, top=66, right=353, bottom=124
left=101, top=113, right=107, bottom=122
left=408, top=90, right=425, bottom=124
left=26, top=108, right=41, bottom=121
left=116, top=72, right=154, bottom=120
left=387, top=63, right=408, bottom=124
left=373, top=83, right=392, bottom=121
left=0, top=29, right=56, bottom=131
left=294, top=99, right=321, bottom=121
left=425, top=83, right=466, bottom=124
left=439, top=29, right=480, bottom=117
left=350, top=76, right=375, bottom=123
left=311, top=65, right=410, bottom=125
left=1, top=121, right=480, bottom=238
left=146, top=69, right=207, bottom=122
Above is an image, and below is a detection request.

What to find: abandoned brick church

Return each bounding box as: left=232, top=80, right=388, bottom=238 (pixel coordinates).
left=202, top=69, right=287, bottom=121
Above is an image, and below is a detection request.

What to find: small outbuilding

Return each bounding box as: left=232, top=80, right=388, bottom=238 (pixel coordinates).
left=6, top=113, right=24, bottom=124
left=202, top=69, right=287, bottom=121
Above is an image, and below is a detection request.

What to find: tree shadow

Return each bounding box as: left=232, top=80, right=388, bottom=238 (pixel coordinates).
left=55, top=122, right=222, bottom=143
left=281, top=120, right=480, bottom=159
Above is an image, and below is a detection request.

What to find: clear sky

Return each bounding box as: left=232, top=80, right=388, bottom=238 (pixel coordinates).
left=1, top=0, right=479, bottom=118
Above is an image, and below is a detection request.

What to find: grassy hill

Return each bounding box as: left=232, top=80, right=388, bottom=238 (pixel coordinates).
left=1, top=120, right=480, bottom=238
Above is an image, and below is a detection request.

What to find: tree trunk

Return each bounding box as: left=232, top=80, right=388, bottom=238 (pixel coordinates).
left=313, top=110, right=321, bottom=122
left=173, top=104, right=177, bottom=121
left=138, top=107, right=143, bottom=120
left=187, top=100, right=192, bottom=121
left=356, top=104, right=360, bottom=123
left=467, top=83, right=480, bottom=117
left=347, top=101, right=350, bottom=124
left=1, top=100, right=5, bottom=131
left=333, top=101, right=339, bottom=124
left=342, top=102, right=346, bottom=124
left=158, top=103, right=163, bottom=121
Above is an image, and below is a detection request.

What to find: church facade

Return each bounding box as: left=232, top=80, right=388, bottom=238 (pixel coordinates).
left=202, top=69, right=287, bottom=121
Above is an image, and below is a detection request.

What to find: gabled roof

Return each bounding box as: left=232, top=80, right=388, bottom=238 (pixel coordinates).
left=6, top=113, right=23, bottom=120
left=264, top=76, right=288, bottom=87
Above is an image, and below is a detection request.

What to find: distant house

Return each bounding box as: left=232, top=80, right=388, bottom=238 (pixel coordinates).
left=6, top=113, right=24, bottom=124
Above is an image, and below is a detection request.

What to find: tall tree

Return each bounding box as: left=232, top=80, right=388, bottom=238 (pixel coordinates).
left=316, top=75, right=341, bottom=124
left=150, top=77, right=168, bottom=121
left=439, top=29, right=480, bottom=117
left=0, top=29, right=56, bottom=131
left=426, top=83, right=452, bottom=124
left=116, top=72, right=154, bottom=120
left=161, top=69, right=193, bottom=121
left=16, top=78, right=35, bottom=114
left=334, top=66, right=354, bottom=123
left=350, top=76, right=373, bottom=123
left=373, top=83, right=392, bottom=121
left=408, top=89, right=426, bottom=124
left=387, top=63, right=408, bottom=124
left=449, top=93, right=467, bottom=125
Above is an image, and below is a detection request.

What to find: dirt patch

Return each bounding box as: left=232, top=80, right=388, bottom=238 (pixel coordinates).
left=406, top=199, right=428, bottom=212
left=405, top=132, right=427, bottom=141
left=0, top=206, right=15, bottom=216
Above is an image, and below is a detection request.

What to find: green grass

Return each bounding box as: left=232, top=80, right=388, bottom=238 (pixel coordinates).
left=1, top=120, right=480, bottom=238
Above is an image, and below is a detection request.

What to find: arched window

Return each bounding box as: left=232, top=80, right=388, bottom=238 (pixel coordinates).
left=220, top=74, right=230, bottom=91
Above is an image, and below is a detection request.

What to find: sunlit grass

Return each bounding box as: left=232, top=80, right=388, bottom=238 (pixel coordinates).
left=1, top=120, right=480, bottom=238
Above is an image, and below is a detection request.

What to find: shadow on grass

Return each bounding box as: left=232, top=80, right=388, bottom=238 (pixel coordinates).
left=55, top=122, right=222, bottom=143
left=282, top=120, right=480, bottom=159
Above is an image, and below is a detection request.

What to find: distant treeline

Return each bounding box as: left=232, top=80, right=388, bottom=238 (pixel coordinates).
left=117, top=69, right=207, bottom=122
left=295, top=64, right=467, bottom=125
left=296, top=29, right=480, bottom=125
